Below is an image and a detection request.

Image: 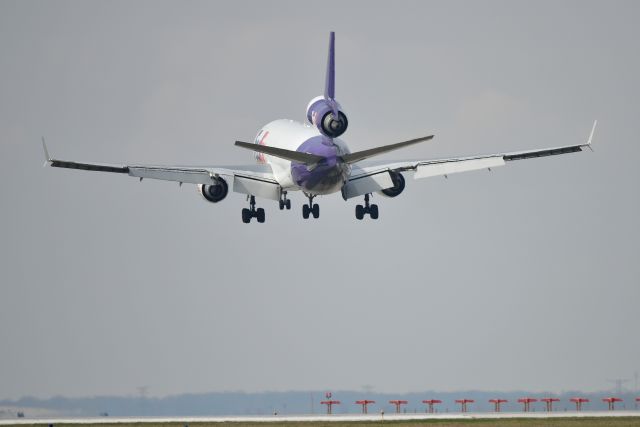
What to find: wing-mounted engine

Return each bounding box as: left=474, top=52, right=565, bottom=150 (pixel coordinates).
left=306, top=96, right=348, bottom=138
left=197, top=178, right=228, bottom=203
left=379, top=171, right=405, bottom=197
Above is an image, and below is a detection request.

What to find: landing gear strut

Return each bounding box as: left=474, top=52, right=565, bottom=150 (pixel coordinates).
left=279, top=191, right=291, bottom=210
left=242, top=195, right=265, bottom=223
left=302, top=194, right=320, bottom=219
left=355, top=193, right=378, bottom=220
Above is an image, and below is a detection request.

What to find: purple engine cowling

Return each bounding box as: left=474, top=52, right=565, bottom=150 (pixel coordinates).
left=306, top=96, right=348, bottom=138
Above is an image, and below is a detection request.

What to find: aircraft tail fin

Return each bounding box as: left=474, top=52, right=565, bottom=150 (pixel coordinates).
left=324, top=31, right=335, bottom=100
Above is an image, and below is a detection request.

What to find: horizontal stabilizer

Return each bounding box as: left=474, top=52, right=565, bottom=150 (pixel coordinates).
left=341, top=135, right=434, bottom=164
left=235, top=141, right=324, bottom=165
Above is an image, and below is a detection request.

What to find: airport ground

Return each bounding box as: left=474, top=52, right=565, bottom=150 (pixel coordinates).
left=213, top=419, right=640, bottom=427
left=3, top=420, right=640, bottom=427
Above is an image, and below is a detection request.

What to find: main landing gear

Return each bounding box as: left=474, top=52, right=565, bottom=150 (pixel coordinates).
left=242, top=195, right=265, bottom=223
left=302, top=194, right=320, bottom=219
left=279, top=191, right=291, bottom=210
left=355, top=193, right=378, bottom=220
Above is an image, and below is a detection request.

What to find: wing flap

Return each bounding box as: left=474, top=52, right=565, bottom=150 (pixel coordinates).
left=415, top=156, right=505, bottom=179
left=341, top=169, right=394, bottom=200
left=233, top=175, right=281, bottom=200
left=128, top=166, right=221, bottom=184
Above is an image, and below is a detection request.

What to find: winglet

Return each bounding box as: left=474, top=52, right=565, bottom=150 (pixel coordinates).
left=41, top=137, right=52, bottom=166
left=587, top=120, right=597, bottom=145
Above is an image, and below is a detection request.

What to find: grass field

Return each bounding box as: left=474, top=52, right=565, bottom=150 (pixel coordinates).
left=4, top=420, right=640, bottom=427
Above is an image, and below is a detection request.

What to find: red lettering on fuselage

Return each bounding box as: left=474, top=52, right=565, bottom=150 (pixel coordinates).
left=255, top=130, right=269, bottom=164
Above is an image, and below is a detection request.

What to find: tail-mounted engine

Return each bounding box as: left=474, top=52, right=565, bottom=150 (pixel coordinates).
left=197, top=178, right=228, bottom=203
left=306, top=96, right=348, bottom=138
left=379, top=171, right=405, bottom=198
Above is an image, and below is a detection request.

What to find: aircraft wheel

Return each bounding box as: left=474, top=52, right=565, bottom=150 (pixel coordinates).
left=312, top=204, right=320, bottom=219
left=285, top=199, right=291, bottom=210
left=355, top=205, right=364, bottom=220
left=370, top=204, right=379, bottom=220
left=256, top=208, right=265, bottom=223
left=302, top=204, right=310, bottom=219
left=279, top=200, right=285, bottom=210
left=241, top=208, right=252, bottom=223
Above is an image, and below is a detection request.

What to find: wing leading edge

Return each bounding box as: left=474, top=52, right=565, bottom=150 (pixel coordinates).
left=41, top=140, right=280, bottom=198
left=343, top=121, right=596, bottom=199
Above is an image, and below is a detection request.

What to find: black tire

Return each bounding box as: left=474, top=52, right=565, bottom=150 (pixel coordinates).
left=370, top=204, right=379, bottom=219
left=241, top=208, right=251, bottom=223
left=279, top=200, right=284, bottom=210
left=312, top=204, right=320, bottom=218
left=302, top=204, right=310, bottom=219
left=285, top=199, right=291, bottom=210
left=355, top=205, right=364, bottom=220
left=256, top=208, right=265, bottom=223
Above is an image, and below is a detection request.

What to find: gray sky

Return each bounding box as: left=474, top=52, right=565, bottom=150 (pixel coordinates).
left=1, top=0, right=639, bottom=400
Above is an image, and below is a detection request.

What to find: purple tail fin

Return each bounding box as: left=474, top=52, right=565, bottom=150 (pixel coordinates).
left=324, top=32, right=335, bottom=100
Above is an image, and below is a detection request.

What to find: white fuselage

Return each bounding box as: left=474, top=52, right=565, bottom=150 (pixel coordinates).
left=253, top=119, right=351, bottom=195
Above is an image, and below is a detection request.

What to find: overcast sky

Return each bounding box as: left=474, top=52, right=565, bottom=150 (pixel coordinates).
left=1, top=0, right=639, bottom=400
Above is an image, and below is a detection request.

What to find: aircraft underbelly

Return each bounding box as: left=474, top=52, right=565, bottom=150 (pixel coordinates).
left=290, top=134, right=350, bottom=195
left=292, top=163, right=349, bottom=195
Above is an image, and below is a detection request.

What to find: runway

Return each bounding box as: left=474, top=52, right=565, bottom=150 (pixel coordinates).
left=2, top=411, right=640, bottom=424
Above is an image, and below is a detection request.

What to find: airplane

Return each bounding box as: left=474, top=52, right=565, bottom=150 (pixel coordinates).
left=42, top=32, right=596, bottom=223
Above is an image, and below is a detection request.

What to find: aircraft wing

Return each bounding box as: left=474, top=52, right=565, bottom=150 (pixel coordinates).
left=341, top=121, right=596, bottom=200
left=42, top=140, right=281, bottom=199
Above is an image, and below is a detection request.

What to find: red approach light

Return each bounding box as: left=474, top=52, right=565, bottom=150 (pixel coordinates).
left=422, top=399, right=442, bottom=413
left=570, top=397, right=590, bottom=411
left=602, top=397, right=623, bottom=411
left=455, top=399, right=474, bottom=413
left=540, top=398, right=560, bottom=412
left=517, top=398, right=538, bottom=412
left=355, top=400, right=375, bottom=414
left=389, top=400, right=408, bottom=413
left=489, top=399, right=508, bottom=412
left=320, top=399, right=340, bottom=415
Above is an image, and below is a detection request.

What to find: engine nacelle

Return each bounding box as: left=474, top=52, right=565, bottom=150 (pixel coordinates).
left=197, top=178, right=228, bottom=203
left=379, top=171, right=405, bottom=198
left=306, top=96, right=348, bottom=138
